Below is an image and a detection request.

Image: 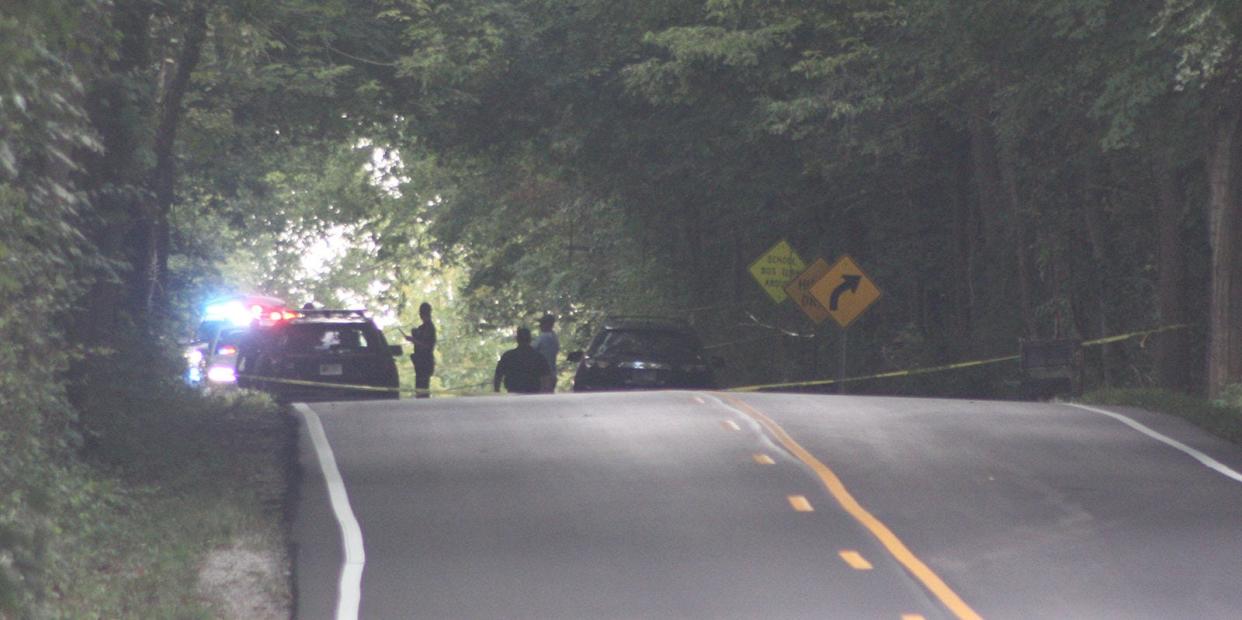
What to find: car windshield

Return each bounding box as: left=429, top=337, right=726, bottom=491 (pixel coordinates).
left=280, top=324, right=379, bottom=353
left=593, top=329, right=701, bottom=360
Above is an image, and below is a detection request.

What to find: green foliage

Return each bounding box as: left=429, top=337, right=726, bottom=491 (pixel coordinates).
left=41, top=385, right=288, bottom=619
left=2, top=0, right=1238, bottom=608
left=1156, top=0, right=1241, bottom=90
left=1085, top=387, right=1242, bottom=444
left=0, top=5, right=110, bottom=612
left=387, top=0, right=528, bottom=95
left=367, top=0, right=1214, bottom=394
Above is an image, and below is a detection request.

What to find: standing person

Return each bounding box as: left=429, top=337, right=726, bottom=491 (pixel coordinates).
left=406, top=302, right=436, bottom=398
left=493, top=327, right=551, bottom=394
left=533, top=313, right=560, bottom=392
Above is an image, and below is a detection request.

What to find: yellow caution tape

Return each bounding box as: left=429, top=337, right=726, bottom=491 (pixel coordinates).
left=241, top=325, right=1191, bottom=397
left=1080, top=323, right=1188, bottom=347
left=240, top=375, right=399, bottom=393
left=728, top=324, right=1191, bottom=393
left=239, top=375, right=492, bottom=397
left=728, top=354, right=1021, bottom=393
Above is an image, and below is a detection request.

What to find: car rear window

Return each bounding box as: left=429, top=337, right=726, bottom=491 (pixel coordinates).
left=593, top=329, right=702, bottom=359
left=279, top=324, right=381, bottom=353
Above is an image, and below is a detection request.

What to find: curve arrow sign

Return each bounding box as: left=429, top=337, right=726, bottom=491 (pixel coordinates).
left=829, top=274, right=862, bottom=311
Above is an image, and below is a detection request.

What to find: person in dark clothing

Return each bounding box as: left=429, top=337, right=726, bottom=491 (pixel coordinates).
left=493, top=327, right=551, bottom=394
left=406, top=302, right=436, bottom=398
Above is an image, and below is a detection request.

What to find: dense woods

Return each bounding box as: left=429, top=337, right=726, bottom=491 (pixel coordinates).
left=2, top=0, right=1242, bottom=612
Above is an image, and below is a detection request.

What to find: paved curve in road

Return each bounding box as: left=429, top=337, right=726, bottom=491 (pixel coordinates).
left=291, top=392, right=1242, bottom=619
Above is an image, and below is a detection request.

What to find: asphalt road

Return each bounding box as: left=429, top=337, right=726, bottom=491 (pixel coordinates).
left=291, top=392, right=1242, bottom=619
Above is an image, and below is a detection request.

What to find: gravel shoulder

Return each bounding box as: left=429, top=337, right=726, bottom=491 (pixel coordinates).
left=198, top=535, right=291, bottom=620
left=196, top=400, right=299, bottom=620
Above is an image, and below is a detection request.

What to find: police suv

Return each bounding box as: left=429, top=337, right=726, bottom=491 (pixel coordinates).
left=235, top=309, right=403, bottom=402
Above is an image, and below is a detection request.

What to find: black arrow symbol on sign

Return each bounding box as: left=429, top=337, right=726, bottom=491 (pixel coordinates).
left=829, top=275, right=862, bottom=311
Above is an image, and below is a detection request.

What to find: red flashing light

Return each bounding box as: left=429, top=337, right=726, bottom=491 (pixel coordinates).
left=260, top=309, right=300, bottom=322
left=218, top=345, right=238, bottom=356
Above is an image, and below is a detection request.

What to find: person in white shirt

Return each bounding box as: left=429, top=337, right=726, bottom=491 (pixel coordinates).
left=533, top=313, right=560, bottom=392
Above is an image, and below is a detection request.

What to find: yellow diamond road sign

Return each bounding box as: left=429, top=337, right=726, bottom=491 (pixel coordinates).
left=749, top=240, right=806, bottom=304
left=808, top=255, right=881, bottom=328
left=785, top=258, right=832, bottom=324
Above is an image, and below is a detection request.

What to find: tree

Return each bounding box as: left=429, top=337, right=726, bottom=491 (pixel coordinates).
left=1136, top=0, right=1242, bottom=397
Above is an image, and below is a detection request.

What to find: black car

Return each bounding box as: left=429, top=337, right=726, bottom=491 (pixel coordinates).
left=568, top=317, right=719, bottom=391
left=236, top=309, right=402, bottom=402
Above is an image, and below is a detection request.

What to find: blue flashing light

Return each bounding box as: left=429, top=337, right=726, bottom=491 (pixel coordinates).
left=204, top=300, right=253, bottom=327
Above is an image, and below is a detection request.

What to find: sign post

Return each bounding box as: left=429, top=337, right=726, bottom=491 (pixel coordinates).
left=808, top=255, right=881, bottom=394
left=785, top=259, right=832, bottom=389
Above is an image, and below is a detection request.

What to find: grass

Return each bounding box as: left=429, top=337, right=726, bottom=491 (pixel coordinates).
left=1082, top=386, right=1242, bottom=445
left=23, top=386, right=294, bottom=619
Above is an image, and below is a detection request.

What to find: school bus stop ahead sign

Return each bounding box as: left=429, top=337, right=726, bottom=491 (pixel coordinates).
left=748, top=240, right=805, bottom=304
left=808, top=255, right=881, bottom=328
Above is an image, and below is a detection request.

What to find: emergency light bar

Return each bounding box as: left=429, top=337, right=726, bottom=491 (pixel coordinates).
left=203, top=300, right=251, bottom=326
left=295, top=309, right=370, bottom=319
left=203, top=295, right=291, bottom=327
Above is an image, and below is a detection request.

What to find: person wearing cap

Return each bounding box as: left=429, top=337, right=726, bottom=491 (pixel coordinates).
left=533, top=313, right=560, bottom=392
left=494, top=327, right=551, bottom=394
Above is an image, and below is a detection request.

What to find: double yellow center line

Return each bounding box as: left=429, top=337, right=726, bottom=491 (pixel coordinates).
left=719, top=393, right=982, bottom=620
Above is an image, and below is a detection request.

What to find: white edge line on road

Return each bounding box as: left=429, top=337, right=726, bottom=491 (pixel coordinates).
left=1067, top=403, right=1242, bottom=484
left=294, top=403, right=366, bottom=620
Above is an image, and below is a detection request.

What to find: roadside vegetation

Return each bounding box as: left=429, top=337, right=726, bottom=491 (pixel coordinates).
left=6, top=0, right=1242, bottom=616
left=2, top=336, right=292, bottom=618
left=1085, top=386, right=1242, bottom=446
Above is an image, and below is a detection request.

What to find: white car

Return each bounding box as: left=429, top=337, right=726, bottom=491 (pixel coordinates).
left=184, top=295, right=289, bottom=387
left=203, top=327, right=248, bottom=386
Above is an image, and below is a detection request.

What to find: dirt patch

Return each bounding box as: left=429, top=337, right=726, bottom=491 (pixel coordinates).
left=198, top=535, right=292, bottom=620
left=195, top=399, right=299, bottom=619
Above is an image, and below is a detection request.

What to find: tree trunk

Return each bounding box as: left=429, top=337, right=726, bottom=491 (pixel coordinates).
left=78, top=0, right=152, bottom=343
left=1080, top=170, right=1113, bottom=384
left=968, top=112, right=1001, bottom=239
left=142, top=1, right=209, bottom=319
left=951, top=132, right=977, bottom=336
left=1154, top=155, right=1190, bottom=391
left=683, top=199, right=705, bottom=302
left=998, top=145, right=1039, bottom=339
left=1049, top=233, right=1073, bottom=339
left=732, top=226, right=744, bottom=305
left=970, top=110, right=1036, bottom=338
left=1206, top=102, right=1242, bottom=399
